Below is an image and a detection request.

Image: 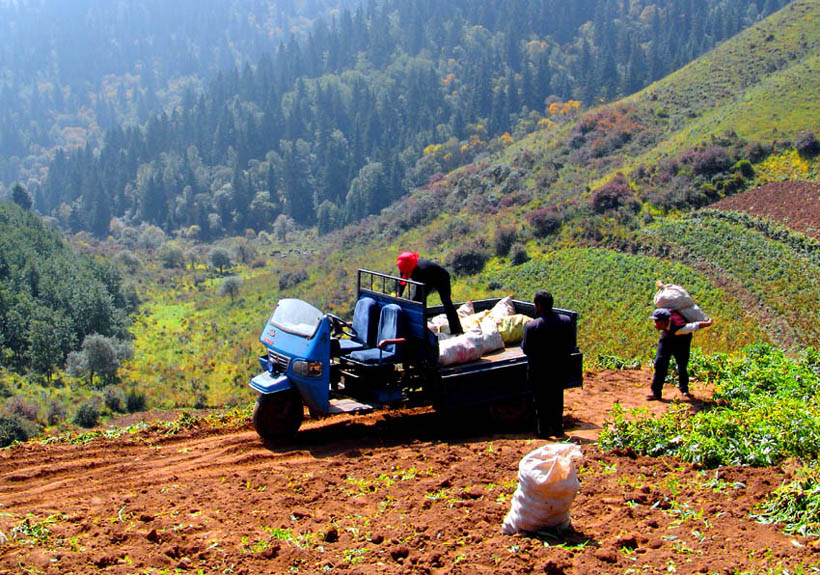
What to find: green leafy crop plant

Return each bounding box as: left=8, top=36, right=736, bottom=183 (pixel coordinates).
left=754, top=467, right=820, bottom=537
left=602, top=344, right=820, bottom=536
left=602, top=344, right=820, bottom=468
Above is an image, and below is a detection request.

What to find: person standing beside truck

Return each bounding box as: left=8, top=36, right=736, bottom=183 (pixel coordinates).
left=521, top=290, right=576, bottom=439
left=396, top=251, right=463, bottom=336
left=649, top=308, right=713, bottom=401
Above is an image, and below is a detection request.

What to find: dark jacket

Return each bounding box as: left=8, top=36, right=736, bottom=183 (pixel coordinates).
left=398, top=258, right=451, bottom=299
left=660, top=310, right=692, bottom=342
left=521, top=311, right=576, bottom=374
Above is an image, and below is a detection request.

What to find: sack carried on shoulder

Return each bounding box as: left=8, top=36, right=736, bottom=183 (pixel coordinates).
left=654, top=282, right=708, bottom=322
left=653, top=283, right=695, bottom=310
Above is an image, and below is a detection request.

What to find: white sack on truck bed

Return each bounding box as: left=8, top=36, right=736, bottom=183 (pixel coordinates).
left=653, top=282, right=707, bottom=322
left=427, top=301, right=479, bottom=334
left=438, top=318, right=504, bottom=366
left=429, top=296, right=519, bottom=335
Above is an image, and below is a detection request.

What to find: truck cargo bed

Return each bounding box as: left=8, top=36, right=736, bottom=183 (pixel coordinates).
left=439, top=343, right=526, bottom=377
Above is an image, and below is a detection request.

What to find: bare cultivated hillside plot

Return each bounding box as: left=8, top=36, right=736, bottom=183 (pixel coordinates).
left=0, top=371, right=815, bottom=574
left=711, top=180, right=820, bottom=239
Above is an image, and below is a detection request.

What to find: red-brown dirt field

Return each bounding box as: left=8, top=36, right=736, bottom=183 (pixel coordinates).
left=711, top=180, right=820, bottom=239
left=2, top=369, right=818, bottom=574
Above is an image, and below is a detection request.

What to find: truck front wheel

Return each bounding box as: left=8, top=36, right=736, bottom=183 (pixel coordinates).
left=253, top=389, right=304, bottom=440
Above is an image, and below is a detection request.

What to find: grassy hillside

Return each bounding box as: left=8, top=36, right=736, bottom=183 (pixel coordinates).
left=479, top=248, right=766, bottom=359
left=631, top=0, right=820, bottom=148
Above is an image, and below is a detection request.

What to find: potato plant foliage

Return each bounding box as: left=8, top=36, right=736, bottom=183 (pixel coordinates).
left=600, top=345, right=820, bottom=534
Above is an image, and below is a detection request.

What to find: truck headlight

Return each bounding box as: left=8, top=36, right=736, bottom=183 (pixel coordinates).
left=292, top=360, right=323, bottom=377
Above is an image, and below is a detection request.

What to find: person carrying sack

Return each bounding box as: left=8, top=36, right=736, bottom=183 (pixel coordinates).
left=648, top=308, right=713, bottom=401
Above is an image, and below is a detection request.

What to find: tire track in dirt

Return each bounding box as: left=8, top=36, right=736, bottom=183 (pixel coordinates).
left=0, top=407, right=452, bottom=514
left=0, top=429, right=318, bottom=513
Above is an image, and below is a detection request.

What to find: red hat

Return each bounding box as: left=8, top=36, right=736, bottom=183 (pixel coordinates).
left=396, top=251, right=419, bottom=278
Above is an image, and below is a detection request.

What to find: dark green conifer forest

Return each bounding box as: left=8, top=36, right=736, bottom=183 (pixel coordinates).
left=7, top=0, right=784, bottom=239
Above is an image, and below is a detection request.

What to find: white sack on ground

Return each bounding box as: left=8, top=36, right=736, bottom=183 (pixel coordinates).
left=502, top=443, right=584, bottom=535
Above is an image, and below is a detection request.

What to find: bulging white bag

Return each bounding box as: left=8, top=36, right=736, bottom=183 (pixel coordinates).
left=488, top=296, right=516, bottom=322
left=678, top=304, right=707, bottom=322
left=502, top=443, right=584, bottom=535
left=478, top=317, right=504, bottom=355
left=653, top=282, right=695, bottom=310
left=654, top=282, right=709, bottom=322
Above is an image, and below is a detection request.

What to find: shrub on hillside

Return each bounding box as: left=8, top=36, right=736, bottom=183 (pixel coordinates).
left=734, top=160, right=755, bottom=179
left=526, top=207, right=563, bottom=237
left=691, top=146, right=732, bottom=176
left=493, top=226, right=517, bottom=257
left=795, top=131, right=820, bottom=158
left=590, top=175, right=637, bottom=213
left=744, top=141, right=772, bottom=163
left=137, top=225, right=166, bottom=250
left=159, top=243, right=186, bottom=268
left=73, top=399, right=100, bottom=428
left=126, top=389, right=146, bottom=413
left=0, top=415, right=31, bottom=447
left=114, top=250, right=142, bottom=271
left=4, top=396, right=39, bottom=423
left=45, top=399, right=66, bottom=425
left=447, top=240, right=490, bottom=276
left=511, top=244, right=529, bottom=265
left=104, top=387, right=127, bottom=413
left=279, top=270, right=308, bottom=291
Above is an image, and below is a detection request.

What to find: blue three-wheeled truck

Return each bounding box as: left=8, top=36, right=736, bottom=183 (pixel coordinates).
left=249, top=269, right=582, bottom=439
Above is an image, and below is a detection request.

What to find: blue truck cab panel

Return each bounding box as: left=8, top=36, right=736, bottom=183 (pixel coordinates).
left=251, top=298, right=332, bottom=413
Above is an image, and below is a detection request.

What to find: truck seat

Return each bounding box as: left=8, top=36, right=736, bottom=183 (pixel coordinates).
left=348, top=304, right=403, bottom=364
left=338, top=297, right=379, bottom=353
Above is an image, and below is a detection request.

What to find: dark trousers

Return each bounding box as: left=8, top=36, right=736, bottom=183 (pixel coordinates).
left=418, top=282, right=462, bottom=335
left=651, top=335, right=691, bottom=397
left=438, top=284, right=463, bottom=335
left=529, top=367, right=563, bottom=437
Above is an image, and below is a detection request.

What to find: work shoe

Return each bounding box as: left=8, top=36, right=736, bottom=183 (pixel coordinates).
left=646, top=394, right=662, bottom=401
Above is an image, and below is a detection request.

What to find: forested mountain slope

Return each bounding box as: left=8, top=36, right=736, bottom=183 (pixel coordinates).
left=0, top=201, right=132, bottom=377
left=32, top=0, right=786, bottom=239
left=0, top=0, right=359, bottom=189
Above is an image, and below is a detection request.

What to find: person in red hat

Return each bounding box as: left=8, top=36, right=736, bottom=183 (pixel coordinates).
left=396, top=251, right=463, bottom=335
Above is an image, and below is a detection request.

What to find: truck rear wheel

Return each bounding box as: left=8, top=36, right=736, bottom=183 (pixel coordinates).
left=488, top=396, right=533, bottom=429
left=253, top=389, right=304, bottom=440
